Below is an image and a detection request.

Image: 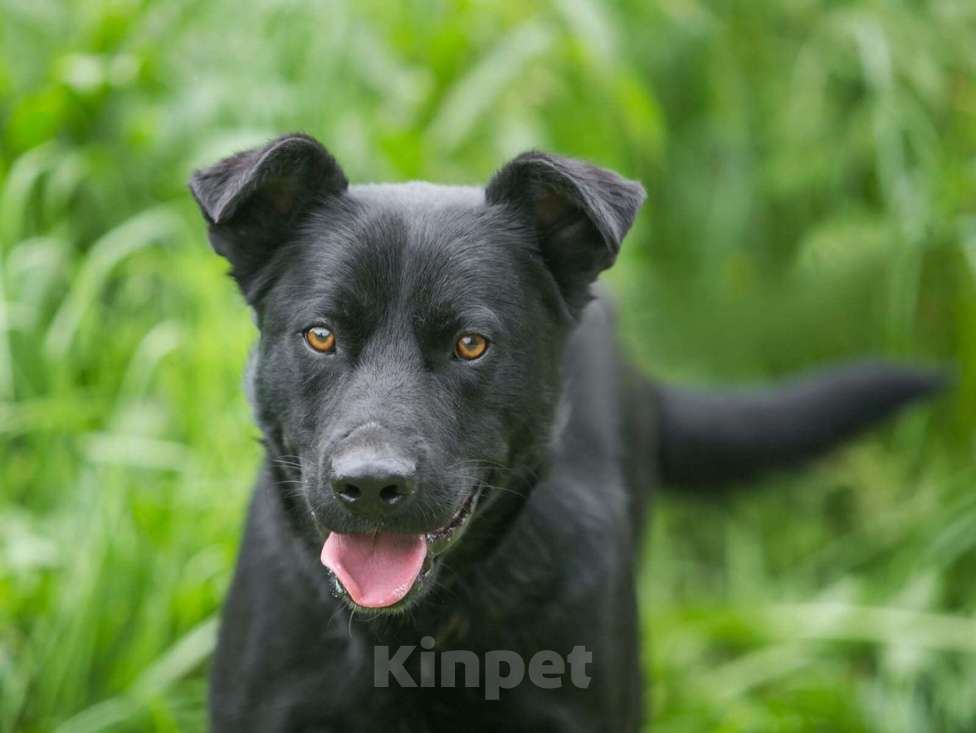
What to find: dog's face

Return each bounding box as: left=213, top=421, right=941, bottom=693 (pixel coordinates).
left=190, top=135, right=644, bottom=612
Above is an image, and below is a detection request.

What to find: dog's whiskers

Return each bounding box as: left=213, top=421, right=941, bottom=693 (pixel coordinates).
left=475, top=481, right=522, bottom=498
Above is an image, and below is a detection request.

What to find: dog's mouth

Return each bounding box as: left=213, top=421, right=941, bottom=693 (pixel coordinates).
left=319, top=485, right=484, bottom=610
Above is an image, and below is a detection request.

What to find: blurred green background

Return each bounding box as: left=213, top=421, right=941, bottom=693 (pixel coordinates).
left=1, top=0, right=974, bottom=730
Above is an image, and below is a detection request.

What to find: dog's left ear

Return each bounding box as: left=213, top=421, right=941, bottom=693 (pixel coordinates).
left=188, top=133, right=347, bottom=299
left=485, top=151, right=645, bottom=314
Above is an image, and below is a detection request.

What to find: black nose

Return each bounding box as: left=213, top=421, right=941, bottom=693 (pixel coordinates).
left=330, top=451, right=416, bottom=517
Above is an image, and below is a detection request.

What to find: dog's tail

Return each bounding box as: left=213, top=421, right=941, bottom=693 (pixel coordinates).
left=653, top=361, right=948, bottom=490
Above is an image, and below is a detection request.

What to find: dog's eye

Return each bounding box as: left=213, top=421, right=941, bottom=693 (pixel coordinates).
left=455, top=333, right=489, bottom=361
left=304, top=326, right=336, bottom=354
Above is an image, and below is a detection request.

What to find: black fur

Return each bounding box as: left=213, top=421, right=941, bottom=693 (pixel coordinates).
left=189, top=134, right=944, bottom=732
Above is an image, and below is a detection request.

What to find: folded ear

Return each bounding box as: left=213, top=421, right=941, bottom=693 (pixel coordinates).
left=485, top=151, right=645, bottom=315
left=188, top=133, right=347, bottom=297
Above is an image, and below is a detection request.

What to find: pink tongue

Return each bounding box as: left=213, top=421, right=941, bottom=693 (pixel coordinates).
left=321, top=532, right=427, bottom=608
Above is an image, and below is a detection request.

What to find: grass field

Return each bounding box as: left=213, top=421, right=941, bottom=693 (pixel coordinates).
left=2, top=1, right=975, bottom=730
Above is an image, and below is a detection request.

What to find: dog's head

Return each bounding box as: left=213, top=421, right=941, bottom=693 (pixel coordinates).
left=189, top=134, right=644, bottom=613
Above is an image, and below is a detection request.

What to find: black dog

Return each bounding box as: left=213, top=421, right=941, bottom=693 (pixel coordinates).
left=189, top=134, right=942, bottom=732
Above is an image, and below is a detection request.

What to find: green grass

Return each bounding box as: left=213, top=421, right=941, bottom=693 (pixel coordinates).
left=1, top=0, right=974, bottom=730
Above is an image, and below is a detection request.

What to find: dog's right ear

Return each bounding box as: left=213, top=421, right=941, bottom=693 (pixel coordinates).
left=188, top=133, right=347, bottom=296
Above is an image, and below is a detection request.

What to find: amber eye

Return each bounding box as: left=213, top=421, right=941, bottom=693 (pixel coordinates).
left=304, top=326, right=336, bottom=353
left=455, top=333, right=489, bottom=361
